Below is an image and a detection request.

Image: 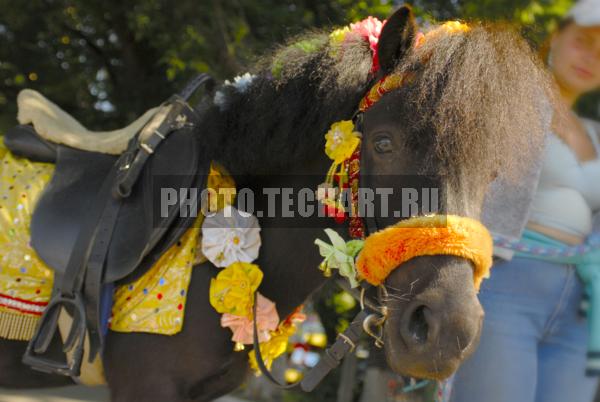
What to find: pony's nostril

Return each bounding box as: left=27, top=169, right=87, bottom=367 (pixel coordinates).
left=407, top=305, right=429, bottom=344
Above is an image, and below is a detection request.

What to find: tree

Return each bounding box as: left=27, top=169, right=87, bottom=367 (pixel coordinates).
left=2, top=0, right=597, bottom=131
left=0, top=0, right=393, bottom=131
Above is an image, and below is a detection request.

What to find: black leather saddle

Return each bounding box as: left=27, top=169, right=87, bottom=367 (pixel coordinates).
left=5, top=74, right=214, bottom=377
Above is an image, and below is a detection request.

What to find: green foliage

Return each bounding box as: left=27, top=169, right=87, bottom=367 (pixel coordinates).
left=0, top=0, right=393, bottom=131
left=1, top=0, right=596, bottom=132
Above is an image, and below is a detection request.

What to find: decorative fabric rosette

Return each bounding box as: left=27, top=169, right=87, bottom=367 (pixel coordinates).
left=249, top=308, right=307, bottom=372
left=324, top=120, right=361, bottom=164
left=209, top=262, right=263, bottom=318
left=320, top=120, right=362, bottom=226
left=202, top=205, right=261, bottom=268
left=221, top=293, right=279, bottom=345
left=202, top=201, right=304, bottom=373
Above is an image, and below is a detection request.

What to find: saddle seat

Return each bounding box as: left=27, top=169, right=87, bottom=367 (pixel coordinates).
left=17, top=89, right=158, bottom=155
left=6, top=97, right=204, bottom=285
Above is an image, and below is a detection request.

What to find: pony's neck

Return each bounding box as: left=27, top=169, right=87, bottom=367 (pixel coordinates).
left=208, top=63, right=371, bottom=177
left=201, top=45, right=375, bottom=317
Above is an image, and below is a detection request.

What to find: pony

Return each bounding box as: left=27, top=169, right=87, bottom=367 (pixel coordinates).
left=0, top=6, right=553, bottom=402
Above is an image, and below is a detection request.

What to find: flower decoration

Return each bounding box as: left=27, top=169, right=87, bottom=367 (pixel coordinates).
left=209, top=262, right=263, bottom=318
left=226, top=72, right=257, bottom=93
left=328, top=17, right=386, bottom=73
left=214, top=73, right=258, bottom=110
left=202, top=205, right=261, bottom=268
left=314, top=229, right=363, bottom=288
left=350, top=16, right=385, bottom=72
left=440, top=21, right=470, bottom=34
left=221, top=293, right=279, bottom=345
left=324, top=120, right=361, bottom=164
left=249, top=309, right=306, bottom=373
left=329, top=26, right=351, bottom=45
left=414, top=32, right=426, bottom=49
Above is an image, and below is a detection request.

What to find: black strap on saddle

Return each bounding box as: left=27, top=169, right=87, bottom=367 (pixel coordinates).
left=22, top=74, right=214, bottom=377
left=251, top=279, right=381, bottom=392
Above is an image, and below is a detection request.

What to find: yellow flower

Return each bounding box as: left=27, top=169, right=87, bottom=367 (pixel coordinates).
left=209, top=262, right=263, bottom=318
left=441, top=21, right=470, bottom=34
left=324, top=120, right=361, bottom=164
left=329, top=26, right=350, bottom=45
left=206, top=162, right=236, bottom=212
left=249, top=321, right=297, bottom=373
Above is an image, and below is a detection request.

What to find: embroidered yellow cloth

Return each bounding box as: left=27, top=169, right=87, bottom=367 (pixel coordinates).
left=0, top=146, right=54, bottom=340
left=110, top=164, right=235, bottom=333
left=109, top=223, right=199, bottom=334
left=356, top=215, right=493, bottom=290
left=0, top=143, right=235, bottom=339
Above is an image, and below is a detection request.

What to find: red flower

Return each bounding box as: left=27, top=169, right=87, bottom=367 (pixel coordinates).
left=350, top=17, right=386, bottom=73
left=324, top=204, right=347, bottom=224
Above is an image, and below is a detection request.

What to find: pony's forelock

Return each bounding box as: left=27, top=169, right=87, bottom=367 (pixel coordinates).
left=398, top=23, right=555, bottom=182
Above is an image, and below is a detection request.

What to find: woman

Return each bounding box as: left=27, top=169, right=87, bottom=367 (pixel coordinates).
left=448, top=1, right=600, bottom=401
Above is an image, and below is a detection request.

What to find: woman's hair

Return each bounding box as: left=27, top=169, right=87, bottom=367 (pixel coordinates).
left=539, top=18, right=574, bottom=62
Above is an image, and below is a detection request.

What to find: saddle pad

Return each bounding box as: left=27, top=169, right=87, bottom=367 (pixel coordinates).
left=110, top=163, right=236, bottom=333
left=0, top=146, right=203, bottom=339
left=110, top=221, right=199, bottom=334
left=17, top=89, right=158, bottom=155
left=0, top=145, right=55, bottom=340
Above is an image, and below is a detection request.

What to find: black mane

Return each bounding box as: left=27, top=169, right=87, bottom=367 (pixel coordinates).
left=198, top=32, right=375, bottom=176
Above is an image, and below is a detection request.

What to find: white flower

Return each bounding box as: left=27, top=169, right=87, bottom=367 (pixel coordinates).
left=201, top=205, right=261, bottom=267
left=213, top=90, right=227, bottom=109
left=213, top=72, right=257, bottom=110
left=227, top=72, right=256, bottom=93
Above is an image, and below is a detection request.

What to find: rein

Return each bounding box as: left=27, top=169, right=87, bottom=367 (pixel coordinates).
left=251, top=279, right=387, bottom=391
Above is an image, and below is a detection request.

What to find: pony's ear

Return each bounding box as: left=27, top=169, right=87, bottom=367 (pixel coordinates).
left=377, top=5, right=417, bottom=74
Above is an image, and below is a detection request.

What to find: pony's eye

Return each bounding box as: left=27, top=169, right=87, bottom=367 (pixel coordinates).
left=374, top=136, right=393, bottom=154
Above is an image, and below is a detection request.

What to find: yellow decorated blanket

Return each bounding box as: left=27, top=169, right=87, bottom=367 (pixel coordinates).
left=0, top=142, right=218, bottom=340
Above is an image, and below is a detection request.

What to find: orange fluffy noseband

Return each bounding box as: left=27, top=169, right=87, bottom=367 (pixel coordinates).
left=355, top=215, right=493, bottom=291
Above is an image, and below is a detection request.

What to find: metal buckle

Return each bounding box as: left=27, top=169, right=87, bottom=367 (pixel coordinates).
left=117, top=152, right=134, bottom=171
left=337, top=333, right=356, bottom=352
left=140, top=143, right=154, bottom=154
left=360, top=285, right=388, bottom=348
left=363, top=313, right=386, bottom=348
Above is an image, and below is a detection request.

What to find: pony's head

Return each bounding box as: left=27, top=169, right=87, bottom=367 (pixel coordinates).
left=338, top=6, right=551, bottom=379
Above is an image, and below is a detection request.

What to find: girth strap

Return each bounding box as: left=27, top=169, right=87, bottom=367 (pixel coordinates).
left=24, top=163, right=120, bottom=376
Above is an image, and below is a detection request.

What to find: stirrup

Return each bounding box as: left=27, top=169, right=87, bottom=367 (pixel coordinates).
left=22, top=292, right=86, bottom=377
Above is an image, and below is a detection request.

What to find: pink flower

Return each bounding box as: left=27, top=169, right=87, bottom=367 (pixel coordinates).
left=221, top=293, right=280, bottom=345
left=350, top=17, right=386, bottom=73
